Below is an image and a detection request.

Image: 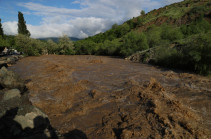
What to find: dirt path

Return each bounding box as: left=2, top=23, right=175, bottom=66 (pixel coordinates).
left=9, top=55, right=211, bottom=138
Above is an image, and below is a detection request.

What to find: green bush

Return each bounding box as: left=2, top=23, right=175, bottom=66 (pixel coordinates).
left=161, top=25, right=184, bottom=41
left=0, top=36, right=10, bottom=48
left=188, top=6, right=205, bottom=17
left=14, top=34, right=46, bottom=56
left=153, top=32, right=211, bottom=75
left=74, top=40, right=98, bottom=55
left=137, top=17, right=144, bottom=27
left=127, top=20, right=136, bottom=29
left=102, top=39, right=121, bottom=56
left=120, top=31, right=149, bottom=57
left=58, top=35, right=75, bottom=55
left=153, top=44, right=180, bottom=67
left=146, top=25, right=162, bottom=48
left=46, top=40, right=59, bottom=54
left=181, top=18, right=211, bottom=36
left=183, top=33, right=211, bottom=75
left=115, top=23, right=130, bottom=38
left=141, top=10, right=145, bottom=16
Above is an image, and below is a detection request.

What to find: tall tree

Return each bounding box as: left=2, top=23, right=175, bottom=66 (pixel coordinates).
left=0, top=18, right=4, bottom=38
left=18, top=11, right=30, bottom=36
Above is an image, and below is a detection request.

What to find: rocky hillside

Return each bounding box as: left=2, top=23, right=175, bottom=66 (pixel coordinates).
left=74, top=0, right=211, bottom=75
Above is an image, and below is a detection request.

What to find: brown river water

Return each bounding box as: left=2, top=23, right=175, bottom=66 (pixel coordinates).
left=9, top=55, right=211, bottom=138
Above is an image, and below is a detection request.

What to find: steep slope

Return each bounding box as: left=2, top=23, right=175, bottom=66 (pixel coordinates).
left=76, top=0, right=210, bottom=43
left=74, top=0, right=211, bottom=75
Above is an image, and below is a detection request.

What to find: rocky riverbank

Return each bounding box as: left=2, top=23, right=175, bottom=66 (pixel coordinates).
left=0, top=55, right=24, bottom=68
left=0, top=56, right=58, bottom=139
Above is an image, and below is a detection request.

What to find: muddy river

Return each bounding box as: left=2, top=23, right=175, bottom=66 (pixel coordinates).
left=9, top=55, right=211, bottom=138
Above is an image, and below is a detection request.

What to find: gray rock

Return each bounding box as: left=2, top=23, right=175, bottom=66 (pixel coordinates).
left=0, top=66, right=7, bottom=75
left=14, top=106, right=48, bottom=129
left=18, top=55, right=24, bottom=58
left=3, top=89, right=21, bottom=101
left=0, top=105, right=55, bottom=138
left=6, top=57, right=16, bottom=64
left=0, top=67, right=25, bottom=91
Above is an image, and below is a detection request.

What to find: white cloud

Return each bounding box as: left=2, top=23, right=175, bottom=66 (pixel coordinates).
left=27, top=17, right=111, bottom=38
left=2, top=21, right=18, bottom=35
left=3, top=0, right=166, bottom=38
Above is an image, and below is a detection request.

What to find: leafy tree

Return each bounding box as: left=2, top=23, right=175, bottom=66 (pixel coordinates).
left=0, top=19, right=4, bottom=38
left=153, top=32, right=211, bottom=76
left=161, top=25, right=183, bottom=41
left=58, top=35, right=75, bottom=55
left=115, top=23, right=130, bottom=38
left=0, top=36, right=9, bottom=47
left=18, top=12, right=30, bottom=36
left=137, top=17, right=143, bottom=26
left=183, top=33, right=211, bottom=75
left=181, top=18, right=211, bottom=36
left=112, top=24, right=118, bottom=30
left=102, top=39, right=121, bottom=56
left=127, top=20, right=135, bottom=29
left=15, top=34, right=36, bottom=55
left=121, top=31, right=149, bottom=56
left=15, top=34, right=46, bottom=56
left=153, top=44, right=179, bottom=68
left=141, top=10, right=145, bottom=16
left=47, top=40, right=58, bottom=54
left=146, top=26, right=162, bottom=48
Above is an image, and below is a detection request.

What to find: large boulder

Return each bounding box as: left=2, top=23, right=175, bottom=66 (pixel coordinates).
left=14, top=105, right=48, bottom=129
left=3, top=89, right=21, bottom=101
left=6, top=56, right=19, bottom=64
left=0, top=67, right=25, bottom=91
left=0, top=105, right=57, bottom=139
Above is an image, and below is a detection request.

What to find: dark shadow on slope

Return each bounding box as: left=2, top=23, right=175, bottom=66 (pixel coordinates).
left=0, top=107, right=58, bottom=139
left=113, top=128, right=123, bottom=139
left=63, top=129, right=88, bottom=139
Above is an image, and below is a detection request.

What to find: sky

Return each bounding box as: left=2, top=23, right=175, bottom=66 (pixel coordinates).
left=0, top=0, right=183, bottom=38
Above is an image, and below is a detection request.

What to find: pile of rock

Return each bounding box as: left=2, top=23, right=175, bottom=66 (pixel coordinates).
left=125, top=48, right=156, bottom=64
left=0, top=66, right=57, bottom=138
left=0, top=55, right=24, bottom=68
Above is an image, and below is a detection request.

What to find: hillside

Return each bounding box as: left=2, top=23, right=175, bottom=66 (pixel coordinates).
left=74, top=0, right=211, bottom=75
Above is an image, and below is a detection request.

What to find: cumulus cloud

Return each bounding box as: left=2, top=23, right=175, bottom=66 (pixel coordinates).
left=27, top=17, right=112, bottom=38
left=2, top=21, right=18, bottom=35
left=3, top=0, right=167, bottom=38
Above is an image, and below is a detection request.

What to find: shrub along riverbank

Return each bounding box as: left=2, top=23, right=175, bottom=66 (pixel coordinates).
left=74, top=17, right=211, bottom=75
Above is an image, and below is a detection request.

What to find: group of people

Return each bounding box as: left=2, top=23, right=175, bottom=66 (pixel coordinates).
left=1, top=47, right=21, bottom=55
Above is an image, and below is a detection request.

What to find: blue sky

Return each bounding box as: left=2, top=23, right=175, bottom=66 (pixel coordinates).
left=0, top=0, right=183, bottom=38
left=0, top=0, right=82, bottom=25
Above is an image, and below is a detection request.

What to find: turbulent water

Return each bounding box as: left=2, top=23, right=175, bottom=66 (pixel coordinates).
left=9, top=55, right=211, bottom=138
